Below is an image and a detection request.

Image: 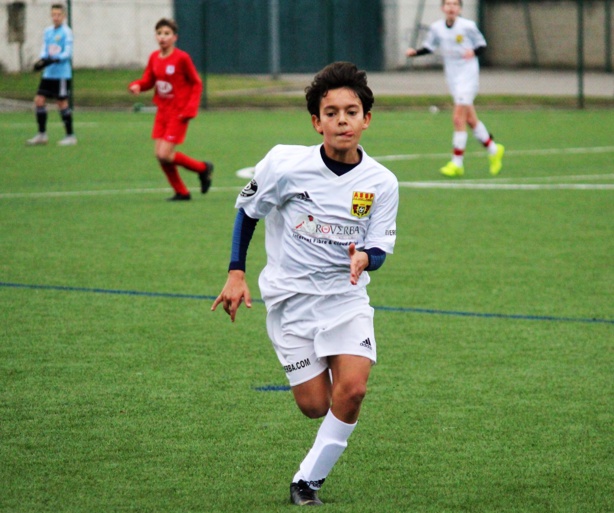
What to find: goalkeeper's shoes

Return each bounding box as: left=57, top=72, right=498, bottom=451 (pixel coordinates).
left=199, top=161, right=214, bottom=194
left=26, top=132, right=48, bottom=146
left=489, top=144, right=505, bottom=176
left=440, top=161, right=464, bottom=178
left=290, top=480, right=324, bottom=506
left=57, top=135, right=77, bottom=146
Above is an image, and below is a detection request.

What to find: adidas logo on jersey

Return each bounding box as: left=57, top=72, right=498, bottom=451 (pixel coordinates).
left=359, top=337, right=372, bottom=350
left=295, top=191, right=313, bottom=202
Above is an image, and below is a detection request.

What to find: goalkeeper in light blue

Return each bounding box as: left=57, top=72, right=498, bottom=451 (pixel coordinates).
left=27, top=3, right=76, bottom=146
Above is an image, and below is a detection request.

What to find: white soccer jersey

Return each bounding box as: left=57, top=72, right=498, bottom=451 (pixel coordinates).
left=236, top=144, right=399, bottom=304
left=423, top=17, right=486, bottom=103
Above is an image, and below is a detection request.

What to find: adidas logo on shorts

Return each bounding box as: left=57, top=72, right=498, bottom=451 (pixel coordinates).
left=359, top=337, right=372, bottom=350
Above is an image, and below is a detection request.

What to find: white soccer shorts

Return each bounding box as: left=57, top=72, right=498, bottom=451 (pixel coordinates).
left=448, top=77, right=478, bottom=105
left=266, top=290, right=377, bottom=387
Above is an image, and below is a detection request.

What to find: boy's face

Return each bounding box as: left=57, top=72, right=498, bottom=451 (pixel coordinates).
left=442, top=0, right=462, bottom=22
left=51, top=8, right=65, bottom=28
left=312, top=87, right=371, bottom=162
left=156, top=26, right=178, bottom=52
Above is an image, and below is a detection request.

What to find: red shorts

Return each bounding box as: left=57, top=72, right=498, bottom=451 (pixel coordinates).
left=152, top=109, right=189, bottom=144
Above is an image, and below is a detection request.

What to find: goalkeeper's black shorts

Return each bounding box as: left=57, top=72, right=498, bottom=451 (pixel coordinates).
left=36, top=78, right=72, bottom=100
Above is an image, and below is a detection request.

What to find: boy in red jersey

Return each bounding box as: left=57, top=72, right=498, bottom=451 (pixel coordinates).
left=129, top=18, right=213, bottom=201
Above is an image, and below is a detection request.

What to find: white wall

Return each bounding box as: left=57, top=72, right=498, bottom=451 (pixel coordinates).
left=0, top=0, right=172, bottom=72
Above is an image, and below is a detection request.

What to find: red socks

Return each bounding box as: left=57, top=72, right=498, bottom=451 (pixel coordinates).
left=160, top=162, right=190, bottom=195
left=173, top=152, right=206, bottom=173
left=161, top=152, right=207, bottom=194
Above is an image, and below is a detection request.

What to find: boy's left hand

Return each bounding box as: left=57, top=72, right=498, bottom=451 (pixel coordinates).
left=349, top=243, right=369, bottom=285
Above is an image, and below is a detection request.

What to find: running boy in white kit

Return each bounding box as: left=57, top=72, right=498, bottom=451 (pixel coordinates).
left=212, top=61, right=399, bottom=506
left=406, top=0, right=504, bottom=177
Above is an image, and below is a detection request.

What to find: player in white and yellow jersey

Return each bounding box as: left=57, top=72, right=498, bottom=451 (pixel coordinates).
left=212, top=62, right=399, bottom=506
left=407, top=0, right=504, bottom=177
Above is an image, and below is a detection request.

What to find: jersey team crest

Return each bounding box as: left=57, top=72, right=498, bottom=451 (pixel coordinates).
left=351, top=191, right=374, bottom=218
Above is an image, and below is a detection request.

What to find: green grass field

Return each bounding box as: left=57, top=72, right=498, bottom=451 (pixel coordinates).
left=1, top=105, right=613, bottom=512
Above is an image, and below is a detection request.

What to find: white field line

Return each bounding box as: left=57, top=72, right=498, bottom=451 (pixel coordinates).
left=2, top=146, right=613, bottom=199
left=461, top=174, right=614, bottom=183
left=373, top=146, right=614, bottom=162
left=2, top=180, right=611, bottom=200
left=0, top=186, right=242, bottom=199
left=383, top=146, right=614, bottom=189
left=397, top=182, right=614, bottom=190
left=3, top=122, right=101, bottom=128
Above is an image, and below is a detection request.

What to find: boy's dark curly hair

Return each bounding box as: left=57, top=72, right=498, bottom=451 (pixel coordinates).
left=305, top=62, right=374, bottom=117
left=155, top=18, right=178, bottom=34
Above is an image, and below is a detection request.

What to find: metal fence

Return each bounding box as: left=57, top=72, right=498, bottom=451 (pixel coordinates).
left=1, top=0, right=612, bottom=107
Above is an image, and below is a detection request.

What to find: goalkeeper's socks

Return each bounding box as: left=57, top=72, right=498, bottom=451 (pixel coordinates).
left=36, top=106, right=47, bottom=133
left=160, top=162, right=190, bottom=196
left=173, top=152, right=206, bottom=173
left=60, top=108, right=74, bottom=136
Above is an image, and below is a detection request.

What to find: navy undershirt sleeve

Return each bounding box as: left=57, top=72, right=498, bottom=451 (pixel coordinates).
left=474, top=46, right=486, bottom=57
left=414, top=47, right=432, bottom=57
left=228, top=208, right=259, bottom=272
left=364, top=247, right=386, bottom=271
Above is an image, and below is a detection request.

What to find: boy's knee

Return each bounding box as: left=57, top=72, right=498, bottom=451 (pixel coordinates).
left=453, top=116, right=465, bottom=130
left=156, top=153, right=173, bottom=164
left=337, top=382, right=367, bottom=409
left=348, top=383, right=368, bottom=405
left=296, top=399, right=329, bottom=419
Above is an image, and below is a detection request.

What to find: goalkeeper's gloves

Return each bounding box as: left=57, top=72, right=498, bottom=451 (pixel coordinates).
left=33, top=57, right=59, bottom=71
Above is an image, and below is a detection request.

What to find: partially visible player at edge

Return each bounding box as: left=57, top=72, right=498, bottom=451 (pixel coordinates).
left=406, top=0, right=504, bottom=177
left=212, top=62, right=399, bottom=506
left=27, top=3, right=76, bottom=146
left=129, top=18, right=213, bottom=201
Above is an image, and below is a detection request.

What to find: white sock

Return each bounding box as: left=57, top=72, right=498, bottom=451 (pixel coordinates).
left=293, top=410, right=357, bottom=490
left=473, top=121, right=497, bottom=154
left=452, top=131, right=467, bottom=167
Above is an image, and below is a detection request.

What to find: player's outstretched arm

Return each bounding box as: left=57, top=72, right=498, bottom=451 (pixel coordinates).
left=406, top=47, right=432, bottom=58
left=211, top=270, right=252, bottom=322
left=348, top=243, right=369, bottom=286
left=405, top=48, right=418, bottom=57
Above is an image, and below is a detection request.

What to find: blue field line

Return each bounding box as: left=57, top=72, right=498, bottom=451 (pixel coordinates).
left=253, top=385, right=291, bottom=392
left=1, top=281, right=612, bottom=325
